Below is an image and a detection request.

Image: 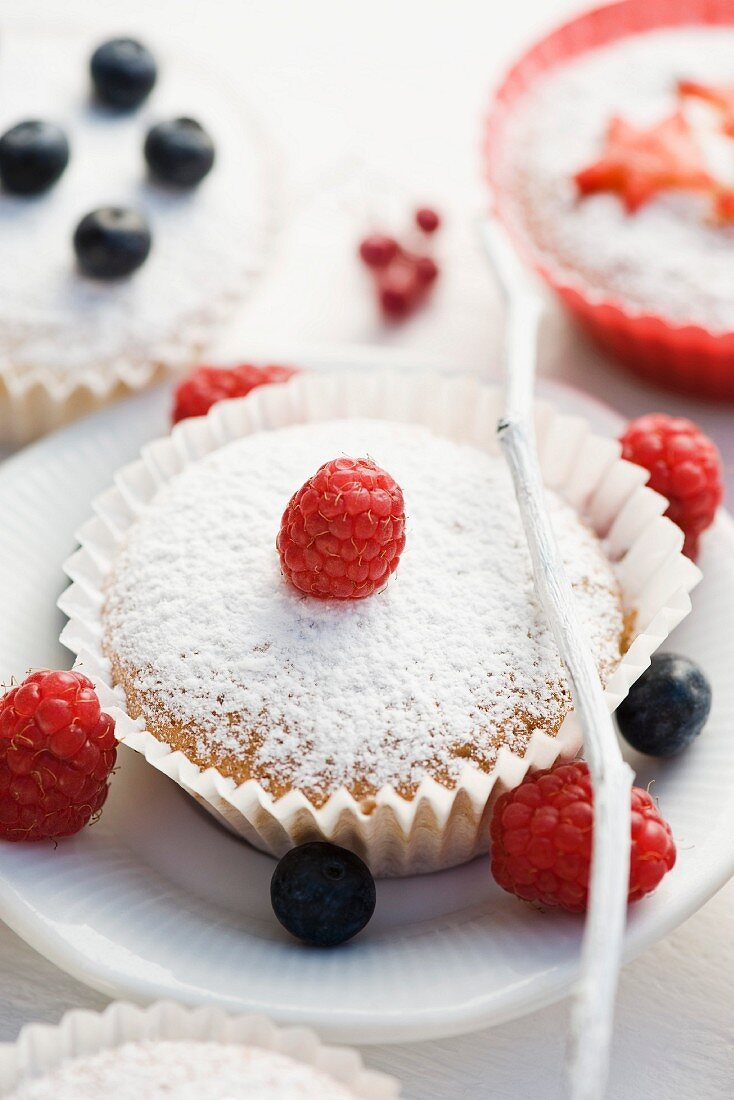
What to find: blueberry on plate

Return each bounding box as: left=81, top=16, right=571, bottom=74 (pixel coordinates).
left=74, top=207, right=152, bottom=280
left=271, top=842, right=376, bottom=947
left=616, top=652, right=712, bottom=758
left=90, top=37, right=157, bottom=110
left=144, top=118, right=215, bottom=187
left=0, top=120, right=69, bottom=195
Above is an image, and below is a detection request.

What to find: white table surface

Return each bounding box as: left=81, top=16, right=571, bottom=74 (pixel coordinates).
left=1, top=0, right=732, bottom=1096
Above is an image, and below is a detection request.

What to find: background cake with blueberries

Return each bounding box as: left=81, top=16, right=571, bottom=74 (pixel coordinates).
left=0, top=29, right=274, bottom=444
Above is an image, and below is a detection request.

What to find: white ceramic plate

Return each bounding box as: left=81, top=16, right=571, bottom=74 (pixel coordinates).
left=0, top=352, right=732, bottom=1044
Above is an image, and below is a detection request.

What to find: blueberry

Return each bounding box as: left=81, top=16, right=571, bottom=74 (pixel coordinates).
left=0, top=120, right=69, bottom=195
left=617, top=653, right=711, bottom=758
left=144, top=118, right=215, bottom=187
left=74, top=207, right=152, bottom=280
left=90, top=37, right=157, bottom=110
left=271, top=842, right=376, bottom=947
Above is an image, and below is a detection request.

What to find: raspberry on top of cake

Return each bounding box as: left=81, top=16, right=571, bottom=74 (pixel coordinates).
left=102, top=419, right=625, bottom=808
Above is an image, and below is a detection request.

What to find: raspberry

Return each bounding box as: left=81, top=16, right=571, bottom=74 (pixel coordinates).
left=276, top=457, right=406, bottom=599
left=490, top=761, right=676, bottom=913
left=620, top=413, right=723, bottom=559
left=0, top=670, right=117, bottom=842
left=172, top=363, right=299, bottom=425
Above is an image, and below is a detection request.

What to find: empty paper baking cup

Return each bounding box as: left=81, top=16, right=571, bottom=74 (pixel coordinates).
left=483, top=0, right=734, bottom=400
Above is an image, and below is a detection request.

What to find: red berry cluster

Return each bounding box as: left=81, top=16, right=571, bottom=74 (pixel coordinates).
left=358, top=207, right=441, bottom=320
left=277, top=456, right=406, bottom=599
left=490, top=760, right=676, bottom=913
left=620, top=413, right=723, bottom=560
left=172, top=363, right=299, bottom=425
left=0, top=670, right=116, bottom=842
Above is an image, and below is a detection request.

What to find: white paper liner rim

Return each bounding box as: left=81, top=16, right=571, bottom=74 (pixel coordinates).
left=0, top=1000, right=399, bottom=1098
left=58, top=370, right=700, bottom=876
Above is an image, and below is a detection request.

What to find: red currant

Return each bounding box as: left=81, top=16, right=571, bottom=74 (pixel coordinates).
left=359, top=234, right=399, bottom=269
left=414, top=255, right=439, bottom=285
left=415, top=207, right=440, bottom=233
left=379, top=262, right=420, bottom=319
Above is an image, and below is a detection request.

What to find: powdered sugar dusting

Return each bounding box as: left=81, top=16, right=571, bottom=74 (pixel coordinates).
left=0, top=29, right=273, bottom=383
left=8, top=1041, right=355, bottom=1099
left=103, top=419, right=623, bottom=801
left=498, top=27, right=734, bottom=331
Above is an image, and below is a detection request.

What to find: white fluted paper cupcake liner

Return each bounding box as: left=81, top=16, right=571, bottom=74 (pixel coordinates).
left=59, top=370, right=700, bottom=876
left=0, top=1000, right=398, bottom=1098
left=0, top=304, right=222, bottom=447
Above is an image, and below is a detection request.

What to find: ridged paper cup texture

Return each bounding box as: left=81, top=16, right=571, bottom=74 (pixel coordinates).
left=483, top=0, right=734, bottom=400
left=0, top=1001, right=399, bottom=1099
left=59, top=371, right=700, bottom=877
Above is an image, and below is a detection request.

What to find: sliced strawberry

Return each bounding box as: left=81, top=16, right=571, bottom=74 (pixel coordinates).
left=574, top=112, right=714, bottom=213
left=678, top=79, right=734, bottom=136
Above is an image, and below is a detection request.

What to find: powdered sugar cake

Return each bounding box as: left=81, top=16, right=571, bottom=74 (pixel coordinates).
left=496, top=27, right=734, bottom=332
left=0, top=28, right=273, bottom=442
left=102, top=419, right=625, bottom=811
left=8, top=1041, right=358, bottom=1099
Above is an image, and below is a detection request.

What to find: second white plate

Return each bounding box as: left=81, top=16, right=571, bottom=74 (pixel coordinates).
left=0, top=353, right=732, bottom=1044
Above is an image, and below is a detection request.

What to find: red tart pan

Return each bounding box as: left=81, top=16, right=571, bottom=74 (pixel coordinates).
left=483, top=0, right=734, bottom=400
